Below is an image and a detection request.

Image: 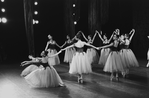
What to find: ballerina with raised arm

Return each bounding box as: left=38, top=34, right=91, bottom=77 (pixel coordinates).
left=124, top=29, right=139, bottom=67
left=96, top=30, right=114, bottom=66
left=44, top=34, right=61, bottom=66
left=97, top=34, right=125, bottom=81
left=62, top=35, right=76, bottom=64
left=61, top=31, right=98, bottom=83
left=86, top=32, right=99, bottom=64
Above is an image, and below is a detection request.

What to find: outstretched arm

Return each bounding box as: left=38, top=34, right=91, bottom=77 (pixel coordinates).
left=21, top=60, right=39, bottom=66
left=60, top=41, right=67, bottom=48
left=45, top=41, right=50, bottom=51
left=108, top=31, right=115, bottom=43
left=96, top=30, right=104, bottom=42
left=85, top=42, right=98, bottom=50
left=129, top=29, right=134, bottom=35
left=129, top=29, right=135, bottom=41
left=81, top=32, right=88, bottom=42
left=48, top=50, right=62, bottom=58
left=61, top=44, right=74, bottom=51
left=97, top=43, right=113, bottom=49
left=55, top=41, right=61, bottom=48
left=91, top=32, right=97, bottom=44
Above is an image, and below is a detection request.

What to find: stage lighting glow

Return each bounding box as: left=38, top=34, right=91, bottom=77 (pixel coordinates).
left=1, top=8, right=5, bottom=12
left=36, top=20, right=39, bottom=24
left=34, top=2, right=38, bottom=5
left=1, top=17, right=7, bottom=23
left=0, top=18, right=1, bottom=23
left=73, top=13, right=75, bottom=15
left=74, top=21, right=77, bottom=25
left=73, top=4, right=75, bottom=7
left=34, top=11, right=38, bottom=15
left=1, top=0, right=5, bottom=2
left=33, top=19, right=35, bottom=24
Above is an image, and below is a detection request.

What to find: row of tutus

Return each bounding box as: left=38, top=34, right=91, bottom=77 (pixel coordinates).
left=99, top=48, right=139, bottom=73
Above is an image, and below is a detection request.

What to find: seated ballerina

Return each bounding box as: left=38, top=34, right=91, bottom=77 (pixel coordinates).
left=22, top=51, right=65, bottom=88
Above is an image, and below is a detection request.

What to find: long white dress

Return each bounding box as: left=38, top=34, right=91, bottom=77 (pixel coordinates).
left=24, top=57, right=64, bottom=88
left=69, top=40, right=92, bottom=74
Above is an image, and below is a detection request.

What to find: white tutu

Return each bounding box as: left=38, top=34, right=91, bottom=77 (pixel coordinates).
left=24, top=65, right=64, bottom=88
left=21, top=64, right=39, bottom=76
left=64, top=47, right=76, bottom=63
left=47, top=49, right=60, bottom=66
left=104, top=51, right=125, bottom=73
left=125, top=49, right=139, bottom=67
left=99, top=48, right=110, bottom=66
left=69, top=52, right=92, bottom=74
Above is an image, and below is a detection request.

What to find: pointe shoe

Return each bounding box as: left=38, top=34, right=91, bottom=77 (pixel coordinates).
left=79, top=79, right=83, bottom=84
left=110, top=76, right=114, bottom=81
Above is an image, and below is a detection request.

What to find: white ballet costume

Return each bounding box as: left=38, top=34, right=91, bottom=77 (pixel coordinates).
left=69, top=40, right=92, bottom=75
left=24, top=57, right=64, bottom=88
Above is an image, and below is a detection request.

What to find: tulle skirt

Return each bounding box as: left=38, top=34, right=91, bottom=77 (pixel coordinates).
left=47, top=49, right=60, bottom=66
left=99, top=48, right=110, bottom=66
left=21, top=64, right=39, bottom=76
left=24, top=65, right=64, bottom=88
left=64, top=47, right=76, bottom=63
left=122, top=49, right=139, bottom=67
left=86, top=48, right=99, bottom=64
left=103, top=51, right=125, bottom=73
left=69, top=52, right=92, bottom=74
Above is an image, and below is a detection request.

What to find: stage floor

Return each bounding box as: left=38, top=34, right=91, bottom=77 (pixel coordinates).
left=0, top=59, right=149, bottom=98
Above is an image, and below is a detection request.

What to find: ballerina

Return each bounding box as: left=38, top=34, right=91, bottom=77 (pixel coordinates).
left=62, top=35, right=76, bottom=64
left=23, top=51, right=65, bottom=88
left=86, top=32, right=99, bottom=64
left=97, top=34, right=125, bottom=81
left=44, top=34, right=61, bottom=66
left=119, top=29, right=139, bottom=77
left=96, top=30, right=114, bottom=66
left=61, top=31, right=98, bottom=83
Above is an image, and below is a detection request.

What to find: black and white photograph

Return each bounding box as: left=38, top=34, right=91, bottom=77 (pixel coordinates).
left=0, top=0, right=149, bottom=98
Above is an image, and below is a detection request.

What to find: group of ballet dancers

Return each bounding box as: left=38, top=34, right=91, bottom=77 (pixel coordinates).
left=20, top=28, right=140, bottom=88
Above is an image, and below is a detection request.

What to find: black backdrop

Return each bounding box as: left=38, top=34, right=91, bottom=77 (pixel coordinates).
left=0, top=0, right=149, bottom=64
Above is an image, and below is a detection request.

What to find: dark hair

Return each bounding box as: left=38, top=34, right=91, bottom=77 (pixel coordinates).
left=41, top=51, right=48, bottom=57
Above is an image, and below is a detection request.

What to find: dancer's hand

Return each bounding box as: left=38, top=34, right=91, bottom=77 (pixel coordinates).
left=96, top=47, right=101, bottom=50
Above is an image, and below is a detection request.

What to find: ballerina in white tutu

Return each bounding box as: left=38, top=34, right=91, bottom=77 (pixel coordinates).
left=147, top=36, right=149, bottom=67
left=96, top=30, right=114, bottom=66
left=119, top=29, right=138, bottom=77
left=61, top=31, right=98, bottom=83
left=98, top=34, right=125, bottom=81
left=86, top=33, right=99, bottom=64
left=44, top=34, right=61, bottom=66
left=22, top=51, right=65, bottom=88
left=61, top=35, right=76, bottom=64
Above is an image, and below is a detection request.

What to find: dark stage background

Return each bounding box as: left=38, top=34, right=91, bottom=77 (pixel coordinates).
left=0, top=0, right=149, bottom=64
